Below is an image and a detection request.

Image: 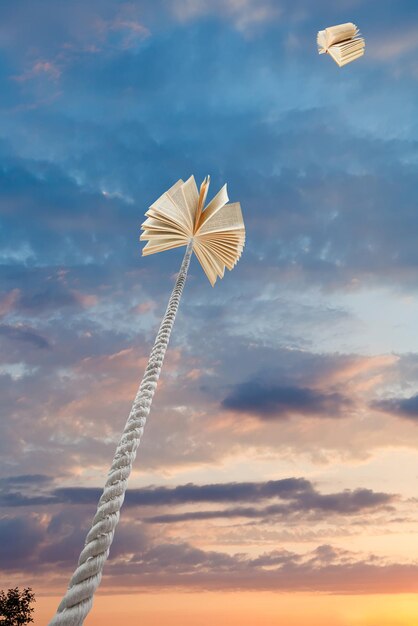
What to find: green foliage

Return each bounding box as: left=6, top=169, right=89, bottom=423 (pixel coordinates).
left=0, top=588, right=35, bottom=626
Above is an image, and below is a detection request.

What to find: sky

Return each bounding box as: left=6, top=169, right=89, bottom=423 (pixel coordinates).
left=1, top=1, right=418, bottom=624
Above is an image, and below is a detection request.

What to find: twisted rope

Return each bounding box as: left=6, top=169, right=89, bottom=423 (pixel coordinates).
left=49, top=241, right=194, bottom=626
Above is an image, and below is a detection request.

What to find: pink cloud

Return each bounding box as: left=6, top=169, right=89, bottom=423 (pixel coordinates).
left=0, top=289, right=20, bottom=317
left=186, top=368, right=203, bottom=381
left=368, top=28, right=418, bottom=61
left=95, top=6, right=150, bottom=50
left=71, top=291, right=98, bottom=308
left=132, top=300, right=156, bottom=314
left=317, top=354, right=399, bottom=394
left=12, top=60, right=61, bottom=83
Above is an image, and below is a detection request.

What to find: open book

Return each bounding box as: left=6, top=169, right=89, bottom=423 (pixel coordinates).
left=317, top=22, right=365, bottom=67
left=140, top=176, right=245, bottom=286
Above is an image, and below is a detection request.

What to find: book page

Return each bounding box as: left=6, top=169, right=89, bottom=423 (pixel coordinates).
left=142, top=217, right=180, bottom=231
left=200, top=231, right=244, bottom=240
left=169, top=185, right=194, bottom=233
left=339, top=50, right=364, bottom=66
left=199, top=183, right=229, bottom=227
left=325, top=22, right=357, bottom=47
left=317, top=30, right=327, bottom=53
left=151, top=192, right=190, bottom=230
left=181, top=176, right=199, bottom=226
left=335, top=38, right=364, bottom=52
left=193, top=241, right=218, bottom=286
left=328, top=47, right=342, bottom=66
left=194, top=176, right=210, bottom=230
left=200, top=234, right=244, bottom=256
left=205, top=247, right=225, bottom=278
left=203, top=240, right=236, bottom=269
left=330, top=44, right=364, bottom=66
left=340, top=35, right=364, bottom=46
left=142, top=238, right=187, bottom=255
left=141, top=231, right=188, bottom=241
left=197, top=202, right=244, bottom=234
left=145, top=207, right=189, bottom=236
left=150, top=179, right=183, bottom=211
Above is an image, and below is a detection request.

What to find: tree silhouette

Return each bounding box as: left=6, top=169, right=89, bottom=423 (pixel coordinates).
left=0, top=587, right=35, bottom=626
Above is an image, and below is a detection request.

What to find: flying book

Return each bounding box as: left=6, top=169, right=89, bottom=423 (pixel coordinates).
left=140, top=176, right=245, bottom=286
left=317, top=22, right=365, bottom=67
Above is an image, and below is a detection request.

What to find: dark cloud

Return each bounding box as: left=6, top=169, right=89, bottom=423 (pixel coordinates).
left=0, top=474, right=52, bottom=486
left=145, top=488, right=394, bottom=524
left=373, top=394, right=418, bottom=420
left=106, top=542, right=418, bottom=593
left=1, top=505, right=416, bottom=595
left=0, top=477, right=310, bottom=508
left=0, top=323, right=50, bottom=349
left=222, top=380, right=351, bottom=419
left=17, top=287, right=87, bottom=313
left=37, top=531, right=418, bottom=593
left=0, top=515, right=45, bottom=569
left=53, top=477, right=309, bottom=506
left=0, top=474, right=56, bottom=507
left=0, top=477, right=394, bottom=526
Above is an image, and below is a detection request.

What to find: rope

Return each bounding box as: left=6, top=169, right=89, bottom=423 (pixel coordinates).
left=48, top=241, right=194, bottom=626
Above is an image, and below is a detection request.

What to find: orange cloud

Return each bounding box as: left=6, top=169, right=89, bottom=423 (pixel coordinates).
left=132, top=300, right=156, bottom=314
left=71, top=291, right=98, bottom=308
left=320, top=354, right=399, bottom=394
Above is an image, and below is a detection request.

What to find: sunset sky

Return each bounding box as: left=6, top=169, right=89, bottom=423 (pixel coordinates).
left=1, top=1, right=418, bottom=624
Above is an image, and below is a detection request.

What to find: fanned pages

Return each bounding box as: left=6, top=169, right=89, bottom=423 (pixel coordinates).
left=317, top=22, right=365, bottom=67
left=140, top=177, right=245, bottom=286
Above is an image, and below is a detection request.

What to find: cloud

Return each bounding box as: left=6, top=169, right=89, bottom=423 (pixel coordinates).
left=222, top=381, right=352, bottom=419
left=0, top=474, right=53, bottom=486
left=12, top=60, right=61, bottom=83
left=144, top=486, right=394, bottom=524
left=100, top=542, right=418, bottom=593
left=52, top=477, right=312, bottom=507
left=0, top=323, right=50, bottom=349
left=0, top=474, right=57, bottom=507
left=368, top=27, right=418, bottom=61
left=373, top=394, right=418, bottom=421
left=95, top=6, right=151, bottom=51
left=0, top=504, right=415, bottom=595
left=169, top=0, right=281, bottom=34
left=0, top=514, right=46, bottom=569
left=0, top=289, right=19, bottom=316
left=0, top=285, right=98, bottom=317
left=0, top=476, right=395, bottom=526
left=104, top=542, right=418, bottom=593
left=146, top=487, right=393, bottom=524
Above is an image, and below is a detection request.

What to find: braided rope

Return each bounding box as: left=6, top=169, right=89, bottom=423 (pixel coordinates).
left=49, top=241, right=194, bottom=626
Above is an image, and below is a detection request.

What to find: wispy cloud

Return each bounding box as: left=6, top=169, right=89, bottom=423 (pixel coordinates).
left=0, top=323, right=50, bottom=349
left=368, top=27, right=418, bottom=61
left=0, top=475, right=395, bottom=524
left=169, top=0, right=281, bottom=34
left=12, top=60, right=61, bottom=83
